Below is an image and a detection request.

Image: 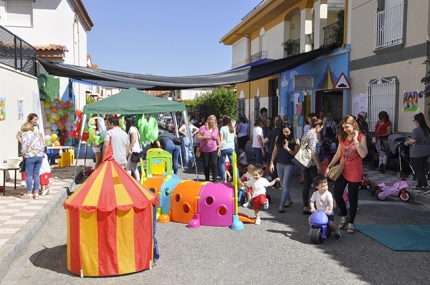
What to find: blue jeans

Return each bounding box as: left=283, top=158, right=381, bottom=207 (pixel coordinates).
left=277, top=163, right=295, bottom=207
left=25, top=156, right=43, bottom=193
left=181, top=137, right=194, bottom=167
left=219, top=148, right=238, bottom=181
left=164, top=140, right=180, bottom=174
left=253, top=148, right=263, bottom=165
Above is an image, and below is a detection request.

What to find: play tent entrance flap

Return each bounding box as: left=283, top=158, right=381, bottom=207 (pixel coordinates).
left=64, top=145, right=158, bottom=277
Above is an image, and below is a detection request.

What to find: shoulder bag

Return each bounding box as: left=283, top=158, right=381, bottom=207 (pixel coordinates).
left=327, top=146, right=351, bottom=181
left=292, top=134, right=312, bottom=171
left=130, top=128, right=144, bottom=163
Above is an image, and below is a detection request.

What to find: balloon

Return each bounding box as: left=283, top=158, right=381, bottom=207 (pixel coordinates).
left=45, top=141, right=52, bottom=147
left=49, top=118, right=56, bottom=124
left=65, top=100, right=70, bottom=105
left=45, top=129, right=51, bottom=136
left=51, top=134, right=58, bottom=141
left=51, top=124, right=58, bottom=131
left=44, top=108, right=51, bottom=114
left=51, top=113, right=57, bottom=119
left=43, top=101, right=51, bottom=108
left=65, top=121, right=72, bottom=127
left=45, top=135, right=51, bottom=141
left=51, top=107, right=58, bottom=113
left=57, top=109, right=64, bottom=116
left=45, top=122, right=52, bottom=128
left=65, top=125, right=72, bottom=132
left=65, top=138, right=71, bottom=143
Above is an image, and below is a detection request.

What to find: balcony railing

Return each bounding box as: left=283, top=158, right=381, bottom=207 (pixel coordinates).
left=0, top=25, right=36, bottom=76
left=250, top=51, right=267, bottom=63
left=374, top=3, right=405, bottom=50
left=323, top=21, right=342, bottom=47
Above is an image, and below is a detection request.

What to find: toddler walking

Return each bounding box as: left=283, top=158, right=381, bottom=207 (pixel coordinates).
left=39, top=149, right=52, bottom=196
left=244, top=164, right=279, bottom=225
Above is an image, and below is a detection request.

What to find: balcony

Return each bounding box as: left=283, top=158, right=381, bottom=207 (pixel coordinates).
left=0, top=26, right=37, bottom=76
left=250, top=51, right=267, bottom=63
left=374, top=3, right=405, bottom=50
left=323, top=21, right=342, bottom=47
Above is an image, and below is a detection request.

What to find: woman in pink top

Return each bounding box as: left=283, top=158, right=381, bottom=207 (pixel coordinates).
left=196, top=115, right=220, bottom=182
left=326, top=115, right=368, bottom=234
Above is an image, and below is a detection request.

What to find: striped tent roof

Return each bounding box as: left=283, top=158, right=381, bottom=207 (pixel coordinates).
left=65, top=145, right=156, bottom=212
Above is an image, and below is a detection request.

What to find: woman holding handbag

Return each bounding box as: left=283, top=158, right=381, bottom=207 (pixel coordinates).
left=125, top=116, right=142, bottom=182
left=301, top=116, right=323, bottom=215
left=20, top=122, right=45, bottom=200
left=326, top=116, right=368, bottom=234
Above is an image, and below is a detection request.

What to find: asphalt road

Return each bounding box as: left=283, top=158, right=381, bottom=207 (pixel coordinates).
left=1, top=164, right=430, bottom=285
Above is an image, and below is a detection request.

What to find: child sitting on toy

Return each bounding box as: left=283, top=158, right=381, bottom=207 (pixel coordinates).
left=309, top=176, right=341, bottom=239
left=243, top=164, right=280, bottom=225
left=240, top=164, right=255, bottom=208
left=39, top=147, right=52, bottom=196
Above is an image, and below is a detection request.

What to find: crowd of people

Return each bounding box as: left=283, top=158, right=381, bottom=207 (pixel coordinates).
left=16, top=108, right=430, bottom=233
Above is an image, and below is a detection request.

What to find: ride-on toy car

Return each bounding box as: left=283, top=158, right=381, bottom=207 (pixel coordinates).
left=308, top=211, right=331, bottom=244
left=375, top=179, right=411, bottom=202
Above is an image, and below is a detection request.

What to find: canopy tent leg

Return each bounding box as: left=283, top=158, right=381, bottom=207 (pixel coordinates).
left=71, top=113, right=87, bottom=192
left=182, top=110, right=199, bottom=181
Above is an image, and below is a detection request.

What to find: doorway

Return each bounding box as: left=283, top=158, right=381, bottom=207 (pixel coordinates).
left=316, top=90, right=343, bottom=123
left=268, top=79, right=279, bottom=117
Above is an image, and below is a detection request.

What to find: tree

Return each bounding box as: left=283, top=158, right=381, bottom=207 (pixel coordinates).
left=211, top=87, right=237, bottom=119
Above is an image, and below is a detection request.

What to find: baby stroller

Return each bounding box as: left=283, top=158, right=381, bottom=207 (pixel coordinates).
left=387, top=135, right=416, bottom=180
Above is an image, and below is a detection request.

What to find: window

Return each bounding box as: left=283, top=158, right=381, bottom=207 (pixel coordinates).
left=366, top=77, right=398, bottom=132
left=6, top=0, right=33, bottom=27
left=374, top=0, right=406, bottom=50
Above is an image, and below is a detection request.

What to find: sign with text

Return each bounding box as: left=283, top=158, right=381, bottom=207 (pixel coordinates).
left=293, top=75, right=314, bottom=90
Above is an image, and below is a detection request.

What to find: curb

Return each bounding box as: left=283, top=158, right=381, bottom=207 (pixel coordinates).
left=0, top=179, right=72, bottom=277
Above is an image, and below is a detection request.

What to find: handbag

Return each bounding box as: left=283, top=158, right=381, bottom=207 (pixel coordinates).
left=292, top=136, right=312, bottom=171
left=196, top=146, right=202, bottom=158
left=130, top=128, right=144, bottom=163
left=327, top=147, right=351, bottom=181
left=173, top=136, right=182, bottom=145
left=19, top=159, right=26, bottom=172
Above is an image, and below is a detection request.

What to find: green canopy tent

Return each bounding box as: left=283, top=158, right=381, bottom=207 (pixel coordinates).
left=73, top=88, right=197, bottom=190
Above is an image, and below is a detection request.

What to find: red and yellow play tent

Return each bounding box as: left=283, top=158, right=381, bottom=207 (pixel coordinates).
left=64, top=145, right=158, bottom=277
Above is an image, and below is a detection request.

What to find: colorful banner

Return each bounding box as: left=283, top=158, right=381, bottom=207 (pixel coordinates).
left=0, top=97, right=5, bottom=121
left=17, top=99, right=24, bottom=120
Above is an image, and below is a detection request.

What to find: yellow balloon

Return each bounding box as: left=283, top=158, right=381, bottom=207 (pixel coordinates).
left=51, top=134, right=58, bottom=141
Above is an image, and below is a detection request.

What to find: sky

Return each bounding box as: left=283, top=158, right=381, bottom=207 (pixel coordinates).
left=84, top=0, right=262, bottom=77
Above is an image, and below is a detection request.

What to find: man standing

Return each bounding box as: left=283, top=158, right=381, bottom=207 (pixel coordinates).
left=103, top=116, right=129, bottom=167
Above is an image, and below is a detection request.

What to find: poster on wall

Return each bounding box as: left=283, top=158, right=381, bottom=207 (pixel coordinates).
left=402, top=91, right=418, bottom=112
left=17, top=99, right=24, bottom=120
left=352, top=93, right=367, bottom=118
left=0, top=97, right=5, bottom=121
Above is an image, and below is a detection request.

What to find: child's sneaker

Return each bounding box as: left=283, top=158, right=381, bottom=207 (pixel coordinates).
left=334, top=228, right=341, bottom=239
left=255, top=217, right=261, bottom=225
left=242, top=202, right=249, bottom=208
left=264, top=199, right=269, bottom=209
left=41, top=188, right=50, bottom=196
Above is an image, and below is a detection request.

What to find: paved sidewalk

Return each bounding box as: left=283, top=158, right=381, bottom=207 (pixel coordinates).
left=0, top=164, right=74, bottom=276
